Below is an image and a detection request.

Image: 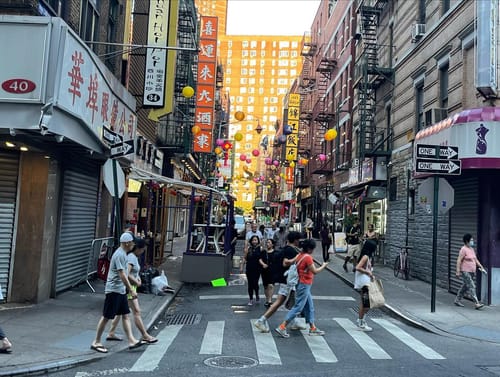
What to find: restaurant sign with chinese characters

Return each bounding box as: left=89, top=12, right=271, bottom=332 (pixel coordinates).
left=57, top=28, right=136, bottom=145
left=143, top=0, right=170, bottom=107
left=0, top=16, right=136, bottom=154
left=193, top=16, right=218, bottom=153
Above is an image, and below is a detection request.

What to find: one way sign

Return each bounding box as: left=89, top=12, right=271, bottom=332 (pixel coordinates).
left=415, top=158, right=461, bottom=175
left=416, top=144, right=458, bottom=159
left=110, top=139, right=135, bottom=158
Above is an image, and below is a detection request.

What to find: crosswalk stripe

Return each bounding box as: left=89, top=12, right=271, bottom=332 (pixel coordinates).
left=297, top=318, right=337, bottom=363
left=250, top=319, right=281, bottom=365
left=200, top=321, right=225, bottom=355
left=333, top=318, right=391, bottom=359
left=129, top=325, right=183, bottom=372
left=199, top=294, right=354, bottom=301
left=372, top=318, right=445, bottom=360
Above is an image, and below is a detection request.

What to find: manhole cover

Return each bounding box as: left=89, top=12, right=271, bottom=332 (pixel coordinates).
left=204, top=356, right=258, bottom=369
left=163, top=313, right=201, bottom=325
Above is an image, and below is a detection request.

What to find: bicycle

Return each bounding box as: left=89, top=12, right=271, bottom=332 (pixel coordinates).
left=393, top=245, right=412, bottom=280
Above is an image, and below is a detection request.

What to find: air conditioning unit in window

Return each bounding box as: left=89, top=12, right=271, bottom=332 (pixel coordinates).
left=352, top=158, right=359, bottom=167
left=411, top=24, right=426, bottom=41
left=424, top=108, right=448, bottom=126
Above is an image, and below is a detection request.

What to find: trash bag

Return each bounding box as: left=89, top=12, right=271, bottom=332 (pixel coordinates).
left=151, top=270, right=169, bottom=296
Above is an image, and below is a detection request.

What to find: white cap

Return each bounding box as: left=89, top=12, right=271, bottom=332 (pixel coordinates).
left=120, top=232, right=134, bottom=242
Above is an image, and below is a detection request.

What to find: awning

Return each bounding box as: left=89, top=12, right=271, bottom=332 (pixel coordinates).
left=415, top=107, right=500, bottom=169
left=129, top=167, right=227, bottom=198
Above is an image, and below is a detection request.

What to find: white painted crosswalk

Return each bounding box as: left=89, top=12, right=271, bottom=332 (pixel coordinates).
left=127, top=317, right=445, bottom=371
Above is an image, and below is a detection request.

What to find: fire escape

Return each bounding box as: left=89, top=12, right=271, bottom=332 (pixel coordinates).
left=296, top=32, right=317, bottom=187
left=310, top=44, right=336, bottom=175
left=355, top=0, right=393, bottom=159
left=157, top=0, right=198, bottom=153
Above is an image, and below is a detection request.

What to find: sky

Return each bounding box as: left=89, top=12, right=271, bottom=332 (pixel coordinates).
left=226, top=0, right=321, bottom=35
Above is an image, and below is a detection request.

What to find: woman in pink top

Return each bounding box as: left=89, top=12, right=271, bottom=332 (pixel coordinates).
left=454, top=233, right=485, bottom=309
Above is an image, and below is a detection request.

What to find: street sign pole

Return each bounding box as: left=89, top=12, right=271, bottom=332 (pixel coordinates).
left=112, top=159, right=122, bottom=245
left=431, top=175, right=439, bottom=313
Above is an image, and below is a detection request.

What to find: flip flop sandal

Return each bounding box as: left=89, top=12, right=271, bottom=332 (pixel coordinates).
left=128, top=341, right=145, bottom=350
left=142, top=337, right=158, bottom=344
left=106, top=336, right=123, bottom=341
left=90, top=345, right=108, bottom=353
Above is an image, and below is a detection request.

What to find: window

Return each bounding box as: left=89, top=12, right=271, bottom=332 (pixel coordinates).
left=225, top=78, right=231, bottom=84
left=415, top=82, right=424, bottom=131
left=242, top=41, right=249, bottom=48
left=279, top=41, right=290, bottom=48
left=249, top=78, right=256, bottom=84
left=291, top=51, right=298, bottom=58
left=328, top=0, right=335, bottom=17
left=80, top=0, right=99, bottom=49
left=278, top=60, right=289, bottom=66
left=240, top=87, right=247, bottom=94
left=408, top=189, right=415, bottom=215
left=248, top=87, right=255, bottom=93
left=418, top=0, right=426, bottom=24
left=291, top=41, right=298, bottom=48
left=249, top=59, right=257, bottom=66
left=242, top=50, right=249, bottom=57
left=442, top=0, right=450, bottom=15
left=105, top=0, right=119, bottom=70
left=389, top=177, right=397, bottom=201
left=249, top=69, right=256, bottom=76
left=250, top=51, right=257, bottom=57
left=279, top=50, right=290, bottom=57
left=241, top=68, right=248, bottom=75
left=439, top=62, right=449, bottom=109
left=240, top=78, right=247, bottom=84
left=241, top=59, right=248, bottom=66
left=278, top=69, right=288, bottom=76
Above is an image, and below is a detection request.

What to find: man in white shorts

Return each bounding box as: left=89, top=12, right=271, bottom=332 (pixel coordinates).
left=343, top=217, right=361, bottom=273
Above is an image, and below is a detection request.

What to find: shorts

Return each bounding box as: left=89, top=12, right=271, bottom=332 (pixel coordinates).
left=360, top=286, right=370, bottom=308
left=347, top=244, right=361, bottom=258
left=277, top=283, right=291, bottom=297
left=102, top=292, right=130, bottom=319
left=127, top=285, right=137, bottom=300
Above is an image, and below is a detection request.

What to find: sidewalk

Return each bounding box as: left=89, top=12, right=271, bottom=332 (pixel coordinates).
left=312, top=245, right=500, bottom=343
left=2, top=238, right=500, bottom=376
left=0, top=236, right=187, bottom=377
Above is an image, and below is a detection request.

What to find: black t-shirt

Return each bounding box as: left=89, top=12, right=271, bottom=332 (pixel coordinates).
left=245, top=246, right=262, bottom=272
left=274, top=245, right=300, bottom=284
left=347, top=225, right=361, bottom=245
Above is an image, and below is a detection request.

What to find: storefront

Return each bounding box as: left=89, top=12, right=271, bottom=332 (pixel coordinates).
left=414, top=107, right=500, bottom=304
left=0, top=16, right=136, bottom=302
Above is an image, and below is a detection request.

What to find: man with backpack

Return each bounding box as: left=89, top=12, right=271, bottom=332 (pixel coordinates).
left=254, top=232, right=306, bottom=333
left=343, top=217, right=361, bottom=273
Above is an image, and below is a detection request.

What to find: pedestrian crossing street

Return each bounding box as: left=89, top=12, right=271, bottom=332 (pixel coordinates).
left=128, top=317, right=445, bottom=372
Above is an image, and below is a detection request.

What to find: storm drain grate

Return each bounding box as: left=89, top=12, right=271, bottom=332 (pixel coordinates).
left=350, top=307, right=385, bottom=318
left=204, top=356, right=258, bottom=369
left=163, top=313, right=202, bottom=325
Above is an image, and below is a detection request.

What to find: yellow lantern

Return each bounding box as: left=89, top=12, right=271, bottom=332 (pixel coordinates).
left=301, top=158, right=309, bottom=165
left=191, top=125, right=201, bottom=135
left=234, top=111, right=245, bottom=121
left=234, top=132, right=243, bottom=141
left=182, top=86, right=195, bottom=98
left=289, top=161, right=295, bottom=168
left=324, top=128, right=338, bottom=141
left=286, top=154, right=294, bottom=161
left=214, top=146, right=222, bottom=154
left=215, top=162, right=221, bottom=167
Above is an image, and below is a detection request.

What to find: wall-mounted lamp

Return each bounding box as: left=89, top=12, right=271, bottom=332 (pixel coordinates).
left=55, top=135, right=64, bottom=143
left=9, top=128, right=16, bottom=137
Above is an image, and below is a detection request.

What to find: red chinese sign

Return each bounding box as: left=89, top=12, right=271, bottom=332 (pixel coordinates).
left=193, top=16, right=218, bottom=153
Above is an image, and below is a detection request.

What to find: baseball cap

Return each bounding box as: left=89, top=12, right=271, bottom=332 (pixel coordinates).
left=120, top=232, right=134, bottom=243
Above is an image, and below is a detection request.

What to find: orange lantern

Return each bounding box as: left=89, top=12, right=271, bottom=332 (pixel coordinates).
left=234, top=111, right=245, bottom=121
left=192, top=125, right=201, bottom=135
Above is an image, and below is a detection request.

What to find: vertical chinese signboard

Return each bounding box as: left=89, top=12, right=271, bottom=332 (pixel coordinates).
left=193, top=16, right=218, bottom=153
left=143, top=0, right=170, bottom=107
left=285, top=94, right=300, bottom=162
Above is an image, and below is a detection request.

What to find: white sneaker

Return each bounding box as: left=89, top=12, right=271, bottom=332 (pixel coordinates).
left=254, top=318, right=269, bottom=333
left=357, top=319, right=372, bottom=332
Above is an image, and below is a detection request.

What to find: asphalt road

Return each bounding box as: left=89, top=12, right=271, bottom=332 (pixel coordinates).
left=50, top=265, right=500, bottom=377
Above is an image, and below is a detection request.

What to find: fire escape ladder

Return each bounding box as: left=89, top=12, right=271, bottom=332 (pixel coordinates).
left=357, top=2, right=393, bottom=159
left=157, top=0, right=198, bottom=151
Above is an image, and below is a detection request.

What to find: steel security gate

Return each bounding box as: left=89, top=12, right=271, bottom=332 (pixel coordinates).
left=449, top=177, right=479, bottom=293
left=0, top=151, right=19, bottom=301
left=55, top=162, right=99, bottom=293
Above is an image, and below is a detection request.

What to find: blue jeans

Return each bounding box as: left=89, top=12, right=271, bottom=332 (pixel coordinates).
left=285, top=283, right=314, bottom=325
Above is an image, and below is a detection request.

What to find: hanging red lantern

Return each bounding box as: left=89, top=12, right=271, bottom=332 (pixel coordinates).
left=252, top=149, right=260, bottom=157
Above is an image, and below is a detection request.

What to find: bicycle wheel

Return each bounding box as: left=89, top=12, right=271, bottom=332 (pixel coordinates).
left=393, top=255, right=400, bottom=278
left=403, top=257, right=410, bottom=280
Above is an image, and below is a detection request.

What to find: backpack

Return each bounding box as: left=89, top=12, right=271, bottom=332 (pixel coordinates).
left=284, top=254, right=307, bottom=287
